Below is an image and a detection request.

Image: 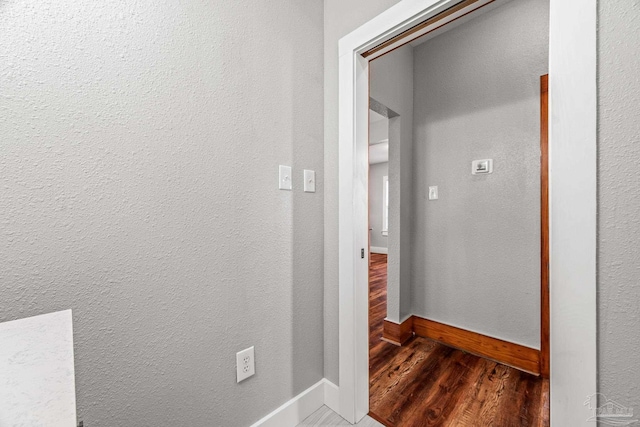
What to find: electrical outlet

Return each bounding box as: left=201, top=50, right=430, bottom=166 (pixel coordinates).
left=236, top=346, right=255, bottom=383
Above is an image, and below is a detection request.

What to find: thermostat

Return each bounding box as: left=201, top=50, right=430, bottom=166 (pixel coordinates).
left=472, top=159, right=493, bottom=175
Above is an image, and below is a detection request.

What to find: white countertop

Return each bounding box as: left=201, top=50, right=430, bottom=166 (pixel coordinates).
left=0, top=310, right=77, bottom=427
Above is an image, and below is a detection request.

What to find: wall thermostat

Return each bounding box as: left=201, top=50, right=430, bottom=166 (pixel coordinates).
left=472, top=159, right=493, bottom=175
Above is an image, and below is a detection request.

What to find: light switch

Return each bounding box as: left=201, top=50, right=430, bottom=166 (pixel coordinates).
left=279, top=165, right=292, bottom=190
left=428, top=186, right=438, bottom=200
left=304, top=170, right=316, bottom=193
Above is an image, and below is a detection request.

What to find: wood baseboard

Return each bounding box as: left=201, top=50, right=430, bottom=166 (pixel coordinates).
left=382, top=317, right=413, bottom=346
left=412, top=316, right=541, bottom=375
left=368, top=410, right=393, bottom=427
left=370, top=246, right=388, bottom=254
left=380, top=315, right=540, bottom=375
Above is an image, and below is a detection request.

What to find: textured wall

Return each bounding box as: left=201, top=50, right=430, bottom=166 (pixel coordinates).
left=411, top=0, right=549, bottom=348
left=369, top=162, right=388, bottom=250
left=598, top=0, right=640, bottom=414
left=0, top=1, right=324, bottom=425
left=370, top=118, right=389, bottom=146
left=370, top=45, right=414, bottom=323
left=323, top=0, right=401, bottom=385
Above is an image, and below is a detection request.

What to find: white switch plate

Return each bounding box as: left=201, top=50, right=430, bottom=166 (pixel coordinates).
left=236, top=346, right=255, bottom=383
left=304, top=169, right=316, bottom=193
left=428, top=186, right=438, bottom=200
left=279, top=165, right=292, bottom=190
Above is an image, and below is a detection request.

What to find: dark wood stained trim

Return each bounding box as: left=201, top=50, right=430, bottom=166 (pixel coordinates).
left=367, top=410, right=392, bottom=427
left=362, top=0, right=495, bottom=59
left=380, top=311, right=542, bottom=373
left=412, top=316, right=541, bottom=375
left=381, top=317, right=414, bottom=346
left=540, top=74, right=550, bottom=379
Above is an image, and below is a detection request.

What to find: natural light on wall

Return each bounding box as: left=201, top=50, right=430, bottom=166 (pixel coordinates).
left=382, top=175, right=389, bottom=236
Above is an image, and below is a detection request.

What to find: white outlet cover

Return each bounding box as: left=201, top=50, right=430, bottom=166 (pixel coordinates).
left=236, top=346, right=255, bottom=383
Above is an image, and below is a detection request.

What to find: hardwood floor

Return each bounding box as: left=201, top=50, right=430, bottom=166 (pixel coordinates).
left=368, top=253, right=550, bottom=427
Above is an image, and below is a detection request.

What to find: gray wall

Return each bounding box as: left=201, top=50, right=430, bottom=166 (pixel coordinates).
left=370, top=118, right=389, bottom=145
left=371, top=45, right=414, bottom=323
left=323, top=0, right=401, bottom=385
left=411, top=0, right=549, bottom=348
left=0, top=1, right=324, bottom=425
left=598, top=0, right=640, bottom=414
left=369, top=162, right=389, bottom=250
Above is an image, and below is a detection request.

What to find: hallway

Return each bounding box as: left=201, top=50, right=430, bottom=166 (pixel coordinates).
left=368, top=254, right=550, bottom=427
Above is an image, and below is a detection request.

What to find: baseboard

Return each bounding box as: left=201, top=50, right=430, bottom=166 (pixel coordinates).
left=412, top=316, right=541, bottom=375
left=368, top=410, right=392, bottom=427
left=370, top=246, right=388, bottom=254
left=250, top=379, right=325, bottom=427
left=250, top=379, right=340, bottom=427
left=323, top=379, right=340, bottom=414
left=381, top=315, right=541, bottom=373
left=382, top=317, right=414, bottom=346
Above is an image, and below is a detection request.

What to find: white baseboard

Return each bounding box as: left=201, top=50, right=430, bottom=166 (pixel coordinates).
left=250, top=379, right=340, bottom=427
left=370, top=246, right=388, bottom=254
left=323, top=379, right=340, bottom=414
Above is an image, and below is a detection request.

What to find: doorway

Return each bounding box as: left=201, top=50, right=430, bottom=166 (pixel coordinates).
left=365, top=0, right=550, bottom=420
left=338, top=0, right=596, bottom=425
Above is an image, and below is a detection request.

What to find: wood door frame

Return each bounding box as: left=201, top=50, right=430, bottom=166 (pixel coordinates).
left=338, top=0, right=596, bottom=425
left=540, top=74, right=550, bottom=378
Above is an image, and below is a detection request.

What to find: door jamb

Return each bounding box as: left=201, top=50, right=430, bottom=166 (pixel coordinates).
left=540, top=74, right=550, bottom=379
left=337, top=0, right=596, bottom=425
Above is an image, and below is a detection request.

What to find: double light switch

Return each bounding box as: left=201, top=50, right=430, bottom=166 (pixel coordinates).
left=279, top=166, right=316, bottom=193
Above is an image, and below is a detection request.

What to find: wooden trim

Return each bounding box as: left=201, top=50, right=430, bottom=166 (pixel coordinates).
left=540, top=74, right=550, bottom=378
left=362, top=0, right=494, bottom=59
left=381, top=317, right=414, bottom=346
left=412, top=316, right=541, bottom=375
left=368, top=410, right=392, bottom=427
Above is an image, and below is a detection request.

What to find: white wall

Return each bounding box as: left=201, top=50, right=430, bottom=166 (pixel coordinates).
left=369, top=117, right=389, bottom=145
left=323, top=0, right=402, bottom=385
left=369, top=162, right=389, bottom=251
left=0, top=1, right=324, bottom=425
left=369, top=114, right=389, bottom=251
left=598, top=0, right=640, bottom=413
left=370, top=45, right=414, bottom=324
left=410, top=0, right=548, bottom=348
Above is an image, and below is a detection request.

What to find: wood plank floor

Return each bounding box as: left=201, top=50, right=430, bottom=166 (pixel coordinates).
left=368, top=253, right=550, bottom=427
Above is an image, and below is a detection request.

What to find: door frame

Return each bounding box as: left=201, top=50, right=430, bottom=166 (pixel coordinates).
left=540, top=74, right=550, bottom=378
left=337, top=1, right=596, bottom=425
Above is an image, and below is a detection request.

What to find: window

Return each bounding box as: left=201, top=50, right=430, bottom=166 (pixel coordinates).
left=382, top=175, right=389, bottom=236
